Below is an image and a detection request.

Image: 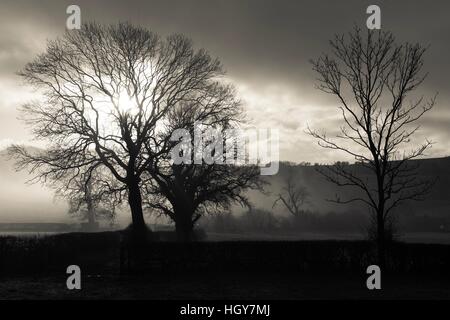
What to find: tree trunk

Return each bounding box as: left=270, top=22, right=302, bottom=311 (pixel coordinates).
left=85, top=180, right=97, bottom=231
left=127, top=178, right=148, bottom=239
left=376, top=172, right=386, bottom=269
left=171, top=176, right=195, bottom=242
left=376, top=208, right=386, bottom=268
left=174, top=208, right=194, bottom=242
left=87, top=198, right=96, bottom=226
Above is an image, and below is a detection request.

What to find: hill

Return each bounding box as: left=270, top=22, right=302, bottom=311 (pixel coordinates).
left=246, top=157, right=450, bottom=233
left=0, top=147, right=449, bottom=232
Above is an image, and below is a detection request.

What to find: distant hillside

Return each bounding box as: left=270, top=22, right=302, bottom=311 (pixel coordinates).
left=1, top=147, right=449, bottom=231
left=245, top=157, right=450, bottom=231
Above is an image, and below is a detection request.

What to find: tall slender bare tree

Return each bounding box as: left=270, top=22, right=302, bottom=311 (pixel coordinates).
left=309, top=28, right=435, bottom=266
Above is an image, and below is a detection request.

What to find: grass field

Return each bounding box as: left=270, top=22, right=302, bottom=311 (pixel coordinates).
left=205, top=231, right=450, bottom=244
left=1, top=272, right=449, bottom=300
left=1, top=230, right=448, bottom=244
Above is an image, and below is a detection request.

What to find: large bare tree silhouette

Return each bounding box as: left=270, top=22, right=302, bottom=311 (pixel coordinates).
left=9, top=22, right=224, bottom=238
left=309, top=28, right=435, bottom=266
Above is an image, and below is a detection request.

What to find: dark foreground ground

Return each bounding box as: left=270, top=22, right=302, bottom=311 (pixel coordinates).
left=1, top=272, right=449, bottom=300
left=1, top=231, right=449, bottom=299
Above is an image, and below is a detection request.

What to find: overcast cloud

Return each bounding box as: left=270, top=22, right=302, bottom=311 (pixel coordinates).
left=0, top=0, right=449, bottom=163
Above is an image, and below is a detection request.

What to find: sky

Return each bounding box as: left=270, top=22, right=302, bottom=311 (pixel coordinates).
left=0, top=0, right=450, bottom=164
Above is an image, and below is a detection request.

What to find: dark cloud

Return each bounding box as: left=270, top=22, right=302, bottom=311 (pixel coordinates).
left=0, top=0, right=449, bottom=162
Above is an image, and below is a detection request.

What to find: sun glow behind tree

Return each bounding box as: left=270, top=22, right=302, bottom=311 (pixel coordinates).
left=11, top=22, right=227, bottom=235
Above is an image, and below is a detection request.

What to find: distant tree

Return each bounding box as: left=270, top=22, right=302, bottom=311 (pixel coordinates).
left=57, top=168, right=120, bottom=229
left=9, top=22, right=223, bottom=239
left=273, top=165, right=309, bottom=217
left=207, top=212, right=240, bottom=233
left=309, top=28, right=435, bottom=266
left=242, top=208, right=279, bottom=232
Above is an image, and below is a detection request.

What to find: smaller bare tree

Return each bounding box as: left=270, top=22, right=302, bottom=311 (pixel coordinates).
left=142, top=88, right=265, bottom=241
left=273, top=166, right=309, bottom=217
left=56, top=167, right=123, bottom=230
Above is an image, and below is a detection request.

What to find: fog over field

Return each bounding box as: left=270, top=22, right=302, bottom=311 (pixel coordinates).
left=0, top=150, right=67, bottom=222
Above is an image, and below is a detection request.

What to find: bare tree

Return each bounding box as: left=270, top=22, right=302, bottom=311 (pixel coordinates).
left=308, top=28, right=435, bottom=266
left=9, top=22, right=223, bottom=238
left=143, top=89, right=264, bottom=241
left=273, top=166, right=309, bottom=217
left=57, top=167, right=121, bottom=230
